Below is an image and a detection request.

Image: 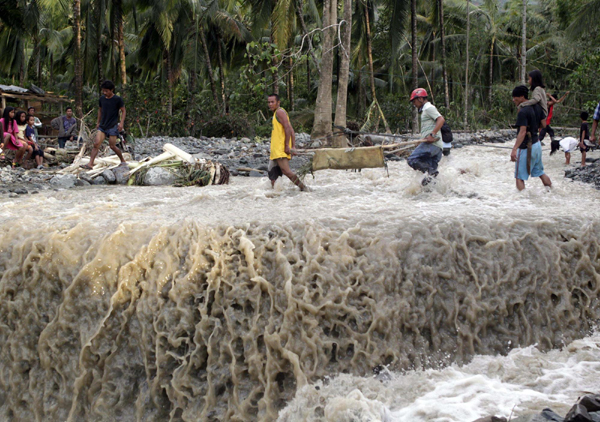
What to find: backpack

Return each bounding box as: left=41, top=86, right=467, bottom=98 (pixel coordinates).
left=440, top=122, right=453, bottom=143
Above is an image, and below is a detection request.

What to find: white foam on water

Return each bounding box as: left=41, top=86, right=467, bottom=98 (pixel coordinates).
left=1, top=144, right=598, bottom=229
left=279, top=333, right=600, bottom=422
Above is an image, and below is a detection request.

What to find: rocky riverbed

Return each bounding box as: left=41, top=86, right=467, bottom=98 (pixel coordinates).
left=564, top=157, right=600, bottom=188
left=0, top=129, right=598, bottom=195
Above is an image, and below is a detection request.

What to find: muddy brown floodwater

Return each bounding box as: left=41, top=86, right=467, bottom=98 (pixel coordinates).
left=0, top=145, right=599, bottom=421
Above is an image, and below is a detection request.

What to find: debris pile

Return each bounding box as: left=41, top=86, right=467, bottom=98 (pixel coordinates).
left=60, top=143, right=229, bottom=187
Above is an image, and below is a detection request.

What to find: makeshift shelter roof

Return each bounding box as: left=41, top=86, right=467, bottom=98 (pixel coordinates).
left=0, top=84, right=72, bottom=107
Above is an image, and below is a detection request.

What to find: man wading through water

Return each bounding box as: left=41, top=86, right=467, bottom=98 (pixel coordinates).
left=267, top=94, right=308, bottom=191
left=81, top=80, right=127, bottom=170
left=407, top=88, right=446, bottom=185
left=511, top=85, right=552, bottom=191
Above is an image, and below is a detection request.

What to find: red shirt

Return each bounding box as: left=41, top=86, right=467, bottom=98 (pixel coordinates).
left=546, top=104, right=554, bottom=125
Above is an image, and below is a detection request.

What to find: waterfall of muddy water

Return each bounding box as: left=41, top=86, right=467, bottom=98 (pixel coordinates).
left=0, top=145, right=599, bottom=421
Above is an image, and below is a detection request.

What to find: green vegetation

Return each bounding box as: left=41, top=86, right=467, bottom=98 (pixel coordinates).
left=1, top=0, right=599, bottom=138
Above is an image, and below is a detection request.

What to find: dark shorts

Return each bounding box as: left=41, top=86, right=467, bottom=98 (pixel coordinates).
left=99, top=124, right=119, bottom=137
left=580, top=144, right=590, bottom=153
left=268, top=160, right=283, bottom=181
left=28, top=142, right=44, bottom=158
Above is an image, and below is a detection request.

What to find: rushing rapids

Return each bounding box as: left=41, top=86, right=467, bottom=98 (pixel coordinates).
left=0, top=144, right=599, bottom=421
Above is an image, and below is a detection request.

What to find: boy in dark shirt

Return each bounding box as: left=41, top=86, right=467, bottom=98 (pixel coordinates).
left=579, top=111, right=591, bottom=167
left=80, top=80, right=127, bottom=169
left=510, top=85, right=552, bottom=191
left=26, top=114, right=44, bottom=169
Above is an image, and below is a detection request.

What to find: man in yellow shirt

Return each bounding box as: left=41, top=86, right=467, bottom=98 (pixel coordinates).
left=267, top=94, right=308, bottom=191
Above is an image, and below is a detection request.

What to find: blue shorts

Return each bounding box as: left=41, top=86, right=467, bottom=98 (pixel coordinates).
left=99, top=124, right=119, bottom=137
left=515, top=142, right=544, bottom=181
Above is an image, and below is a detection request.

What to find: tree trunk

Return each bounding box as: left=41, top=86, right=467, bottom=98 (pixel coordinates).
left=488, top=37, right=494, bottom=101
left=19, top=58, right=25, bottom=86
left=73, top=0, right=84, bottom=118
left=199, top=23, right=221, bottom=111
left=411, top=0, right=418, bottom=134
left=289, top=57, right=295, bottom=111
left=333, top=0, right=352, bottom=147
left=166, top=48, right=173, bottom=116
left=272, top=60, right=279, bottom=95
left=27, top=37, right=40, bottom=82
left=306, top=57, right=311, bottom=96
left=463, top=0, right=470, bottom=129
left=364, top=2, right=377, bottom=103
left=115, top=0, right=126, bottom=86
left=311, top=0, right=337, bottom=140
left=438, top=0, right=450, bottom=110
left=216, top=33, right=229, bottom=114
left=97, top=0, right=104, bottom=91
left=521, top=0, right=527, bottom=84
left=50, top=53, right=54, bottom=85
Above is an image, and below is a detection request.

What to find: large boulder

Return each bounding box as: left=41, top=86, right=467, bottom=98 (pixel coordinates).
left=112, top=165, right=130, bottom=185
left=49, top=174, right=77, bottom=189
left=143, top=167, right=177, bottom=186
left=101, top=169, right=116, bottom=184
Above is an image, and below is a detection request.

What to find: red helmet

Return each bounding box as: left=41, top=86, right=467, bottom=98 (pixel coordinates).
left=410, top=88, right=428, bottom=101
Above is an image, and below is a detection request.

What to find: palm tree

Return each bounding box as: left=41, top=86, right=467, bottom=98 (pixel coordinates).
left=410, top=0, right=418, bottom=133
left=311, top=0, right=337, bottom=139
left=464, top=0, right=470, bottom=129
left=333, top=0, right=352, bottom=147
left=520, top=0, right=526, bottom=84
left=73, top=0, right=84, bottom=117
left=438, top=0, right=449, bottom=109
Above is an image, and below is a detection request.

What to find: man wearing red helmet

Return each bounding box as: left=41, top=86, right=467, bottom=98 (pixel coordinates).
left=408, top=88, right=446, bottom=184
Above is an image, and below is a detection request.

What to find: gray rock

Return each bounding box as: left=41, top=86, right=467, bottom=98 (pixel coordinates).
left=101, top=169, right=116, bottom=184
left=143, top=167, right=177, bottom=186
left=112, top=165, right=130, bottom=185
left=49, top=174, right=77, bottom=189
left=92, top=176, right=107, bottom=185
left=79, top=173, right=94, bottom=183
left=75, top=179, right=91, bottom=187
left=12, top=187, right=28, bottom=195
left=249, top=170, right=263, bottom=177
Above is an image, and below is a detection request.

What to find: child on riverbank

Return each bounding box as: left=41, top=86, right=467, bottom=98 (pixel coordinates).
left=579, top=111, right=591, bottom=167
left=26, top=114, right=44, bottom=169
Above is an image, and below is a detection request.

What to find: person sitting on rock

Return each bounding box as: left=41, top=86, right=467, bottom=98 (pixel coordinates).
left=407, top=88, right=445, bottom=185
left=81, top=80, right=127, bottom=170
left=51, top=107, right=78, bottom=149
left=2, top=107, right=31, bottom=168
left=267, top=93, right=308, bottom=191
left=15, top=111, right=34, bottom=165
